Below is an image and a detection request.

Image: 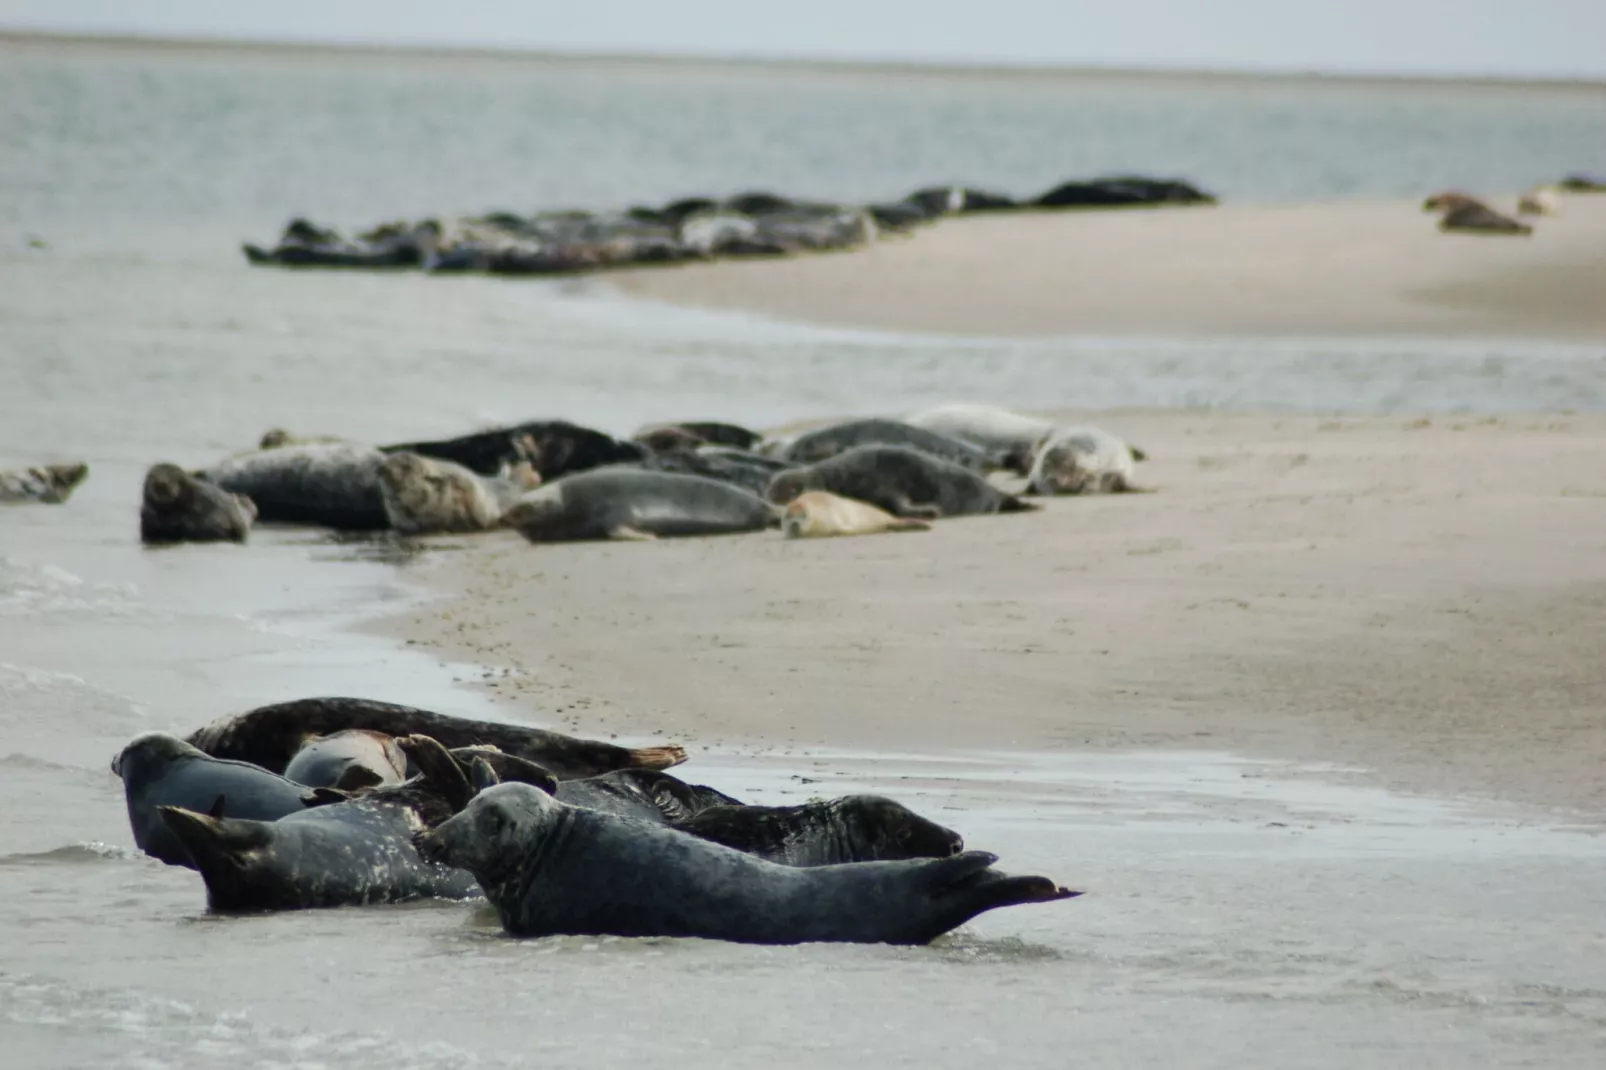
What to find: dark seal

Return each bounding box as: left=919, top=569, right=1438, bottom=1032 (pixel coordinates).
left=140, top=464, right=256, bottom=544
left=0, top=462, right=89, bottom=504
left=417, top=782, right=1080, bottom=945
left=383, top=420, right=644, bottom=480
left=780, top=418, right=1003, bottom=472
left=673, top=795, right=964, bottom=866
left=182, top=696, right=687, bottom=780
left=767, top=445, right=1036, bottom=520
left=198, top=443, right=389, bottom=530
left=503, top=467, right=778, bottom=542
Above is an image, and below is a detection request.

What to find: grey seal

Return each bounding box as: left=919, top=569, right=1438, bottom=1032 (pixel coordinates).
left=183, top=696, right=687, bottom=780
left=781, top=418, right=1003, bottom=472
left=417, top=782, right=1080, bottom=945
left=632, top=421, right=764, bottom=451
left=113, top=731, right=335, bottom=868
left=902, top=403, right=1058, bottom=474
left=672, top=794, right=964, bottom=866
left=504, top=467, right=779, bottom=542
left=378, top=451, right=540, bottom=534
left=199, top=442, right=389, bottom=529
left=1422, top=192, right=1532, bottom=235
left=767, top=446, right=1036, bottom=520
left=1024, top=427, right=1145, bottom=495
left=140, top=464, right=256, bottom=544
left=0, top=463, right=88, bottom=504
left=447, top=747, right=736, bottom=823
left=158, top=735, right=481, bottom=912
left=638, top=446, right=793, bottom=497
left=283, top=728, right=410, bottom=790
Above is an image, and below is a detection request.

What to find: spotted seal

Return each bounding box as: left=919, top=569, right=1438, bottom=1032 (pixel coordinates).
left=140, top=464, right=256, bottom=544
left=1024, top=427, right=1145, bottom=495
left=158, top=735, right=481, bottom=912
left=0, top=463, right=88, bottom=504
left=504, top=467, right=778, bottom=542
left=673, top=795, right=964, bottom=866
left=781, top=418, right=1003, bottom=472
left=417, top=781, right=1080, bottom=944
left=781, top=491, right=931, bottom=538
left=113, top=731, right=335, bottom=868
left=767, top=446, right=1035, bottom=519
left=378, top=451, right=540, bottom=534
left=199, top=442, right=388, bottom=529
left=183, top=696, right=687, bottom=780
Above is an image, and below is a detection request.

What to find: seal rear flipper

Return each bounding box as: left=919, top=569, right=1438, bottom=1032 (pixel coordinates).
left=397, top=734, right=475, bottom=812
left=157, top=805, right=273, bottom=862
left=447, top=746, right=557, bottom=796
left=623, top=744, right=689, bottom=771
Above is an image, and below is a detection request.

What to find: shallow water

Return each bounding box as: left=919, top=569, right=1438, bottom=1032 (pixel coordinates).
left=4, top=37, right=1606, bottom=1068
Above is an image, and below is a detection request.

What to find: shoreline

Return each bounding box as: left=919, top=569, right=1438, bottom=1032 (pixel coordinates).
left=376, top=410, right=1606, bottom=819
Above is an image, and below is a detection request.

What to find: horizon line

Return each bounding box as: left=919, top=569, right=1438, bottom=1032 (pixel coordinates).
left=4, top=27, right=1606, bottom=91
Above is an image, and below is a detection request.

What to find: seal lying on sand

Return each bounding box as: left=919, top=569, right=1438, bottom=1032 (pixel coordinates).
left=159, top=735, right=480, bottom=912
left=902, top=403, right=1057, bottom=474
left=139, top=464, right=256, bottom=544
left=639, top=447, right=792, bottom=497
left=1024, top=427, right=1145, bottom=495
left=1422, top=192, right=1532, bottom=235
left=377, top=451, right=540, bottom=534
left=283, top=728, right=409, bottom=790
left=199, top=443, right=389, bottom=529
left=555, top=769, right=742, bottom=823
left=674, top=795, right=964, bottom=866
left=418, top=781, right=1080, bottom=944
left=113, top=732, right=335, bottom=868
left=504, top=468, right=779, bottom=542
left=633, top=421, right=764, bottom=451
left=767, top=446, right=1035, bottom=520
left=384, top=421, right=644, bottom=480
left=781, top=418, right=1002, bottom=472
left=184, top=696, right=687, bottom=780
left=0, top=463, right=88, bottom=504
left=782, top=491, right=931, bottom=538
left=1517, top=186, right=1561, bottom=216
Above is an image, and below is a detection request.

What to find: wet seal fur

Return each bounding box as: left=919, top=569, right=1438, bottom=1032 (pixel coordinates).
left=377, top=451, right=540, bottom=534
left=781, top=418, right=1003, bottom=472
left=417, top=782, right=1080, bottom=945
left=0, top=463, right=88, bottom=504
left=284, top=728, right=410, bottom=790
left=504, top=467, right=779, bottom=542
left=159, top=735, right=481, bottom=912
left=184, top=697, right=687, bottom=780
left=767, top=445, right=1036, bottom=519
left=673, top=794, right=964, bottom=866
left=1024, top=426, right=1145, bottom=495
left=140, top=464, right=256, bottom=543
left=199, top=442, right=389, bottom=529
left=113, top=731, right=336, bottom=868
left=782, top=491, right=931, bottom=538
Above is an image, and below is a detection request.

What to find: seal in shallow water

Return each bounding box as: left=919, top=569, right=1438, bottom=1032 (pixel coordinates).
left=1024, top=426, right=1145, bottom=495
left=199, top=443, right=389, bottom=529
left=767, top=446, right=1035, bottom=520
left=673, top=794, right=964, bottom=867
left=781, top=491, right=931, bottom=538
left=503, top=467, right=778, bottom=542
left=780, top=418, right=1003, bottom=472
left=377, top=451, right=540, bottom=534
left=139, top=464, right=256, bottom=544
left=183, top=697, right=687, bottom=780
left=417, top=781, right=1080, bottom=944
left=0, top=463, right=88, bottom=504
left=113, top=732, right=333, bottom=868
left=159, top=735, right=481, bottom=912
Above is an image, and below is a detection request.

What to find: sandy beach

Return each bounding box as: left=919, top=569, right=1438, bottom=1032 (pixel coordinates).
left=384, top=411, right=1606, bottom=815
left=614, top=196, right=1606, bottom=339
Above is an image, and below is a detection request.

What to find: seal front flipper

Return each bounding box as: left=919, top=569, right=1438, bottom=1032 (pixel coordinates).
left=607, top=524, right=658, bottom=541
left=890, top=495, right=942, bottom=520
left=300, top=787, right=353, bottom=807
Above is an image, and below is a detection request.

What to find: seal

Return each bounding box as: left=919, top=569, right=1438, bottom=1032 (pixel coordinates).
left=635, top=422, right=764, bottom=451
left=1024, top=426, right=1145, bottom=495
left=555, top=769, right=742, bottom=823
left=782, top=491, right=931, bottom=538
left=673, top=794, right=964, bottom=866
left=780, top=418, right=1003, bottom=472
left=639, top=446, right=792, bottom=498
left=158, top=735, right=481, bottom=912
left=283, top=728, right=409, bottom=790
left=383, top=421, right=644, bottom=480
left=767, top=446, right=1036, bottom=520
left=258, top=429, right=349, bottom=450
left=182, top=696, right=687, bottom=780
left=198, top=442, right=389, bottom=529
left=0, top=463, right=88, bottom=504
left=140, top=463, right=256, bottom=544
left=377, top=451, right=540, bottom=535
left=1517, top=186, right=1561, bottom=216
left=902, top=403, right=1060, bottom=474
left=503, top=467, right=779, bottom=542
left=1422, top=192, right=1532, bottom=235
left=417, top=782, right=1080, bottom=945
left=112, top=731, right=334, bottom=868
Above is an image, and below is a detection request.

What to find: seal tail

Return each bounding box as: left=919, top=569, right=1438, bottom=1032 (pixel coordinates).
left=625, top=744, right=688, bottom=770
left=397, top=734, right=475, bottom=812
left=916, top=850, right=1081, bottom=939
left=157, top=805, right=272, bottom=864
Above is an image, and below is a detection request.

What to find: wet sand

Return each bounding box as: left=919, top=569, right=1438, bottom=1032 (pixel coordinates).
left=383, top=412, right=1606, bottom=816
left=614, top=196, right=1606, bottom=339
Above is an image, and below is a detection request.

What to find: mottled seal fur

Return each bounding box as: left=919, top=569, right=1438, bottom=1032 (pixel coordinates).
left=113, top=731, right=332, bottom=868
left=781, top=418, right=1002, bottom=472
left=639, top=446, right=792, bottom=497
left=159, top=735, right=480, bottom=912
left=199, top=443, right=388, bottom=529
left=902, top=403, right=1058, bottom=474
left=456, top=751, right=737, bottom=822
left=504, top=467, right=779, bottom=542
left=767, top=446, right=1035, bottom=520
left=1024, top=427, right=1144, bottom=495
left=0, top=463, right=88, bottom=504
left=417, top=782, right=1080, bottom=944
left=140, top=464, right=256, bottom=544
left=283, top=728, right=409, bottom=790
left=632, top=421, right=763, bottom=451
left=183, top=697, right=687, bottom=780
left=782, top=491, right=931, bottom=538
left=384, top=421, right=644, bottom=480
left=673, top=795, right=964, bottom=867
left=378, top=451, right=540, bottom=534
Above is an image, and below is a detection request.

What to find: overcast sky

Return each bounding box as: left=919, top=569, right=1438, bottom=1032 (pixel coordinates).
left=4, top=1, right=1605, bottom=79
